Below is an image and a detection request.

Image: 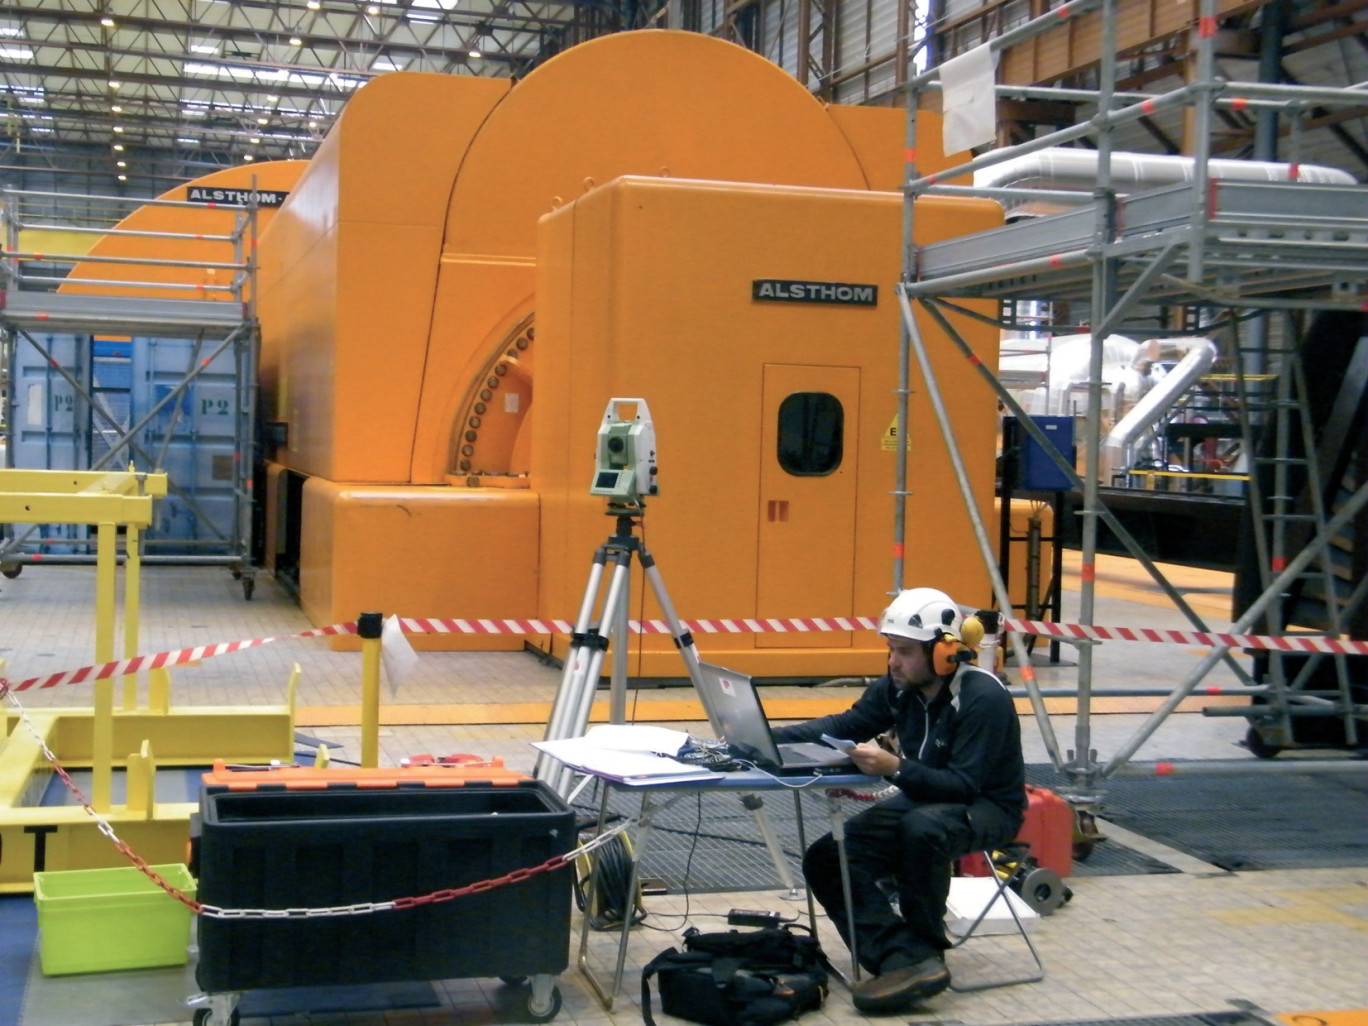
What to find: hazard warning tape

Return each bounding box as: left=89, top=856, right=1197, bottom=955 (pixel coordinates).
left=8, top=622, right=357, bottom=692
left=1000, top=617, right=1368, bottom=656
left=6, top=614, right=1367, bottom=693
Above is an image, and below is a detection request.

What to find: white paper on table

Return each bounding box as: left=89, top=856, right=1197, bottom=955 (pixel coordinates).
left=940, top=43, right=998, bottom=154
left=531, top=736, right=719, bottom=783
left=381, top=614, right=420, bottom=697
left=583, top=724, right=692, bottom=756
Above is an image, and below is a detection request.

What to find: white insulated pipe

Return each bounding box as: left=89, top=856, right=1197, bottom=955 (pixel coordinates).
left=975, top=147, right=1356, bottom=196
left=1101, top=337, right=1219, bottom=483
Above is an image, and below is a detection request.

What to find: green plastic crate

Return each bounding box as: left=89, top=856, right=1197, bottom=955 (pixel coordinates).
left=33, top=864, right=197, bottom=975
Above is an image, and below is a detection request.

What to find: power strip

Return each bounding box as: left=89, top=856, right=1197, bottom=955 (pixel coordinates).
left=727, top=908, right=785, bottom=928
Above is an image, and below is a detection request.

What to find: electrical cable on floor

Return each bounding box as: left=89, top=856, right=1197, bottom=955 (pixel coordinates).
left=631, top=791, right=705, bottom=933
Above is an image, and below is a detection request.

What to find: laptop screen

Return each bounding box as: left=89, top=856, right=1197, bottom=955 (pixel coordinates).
left=694, top=662, right=784, bottom=765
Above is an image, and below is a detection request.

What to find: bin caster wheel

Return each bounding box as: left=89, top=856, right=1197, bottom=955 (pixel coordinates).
left=499, top=974, right=529, bottom=987
left=241, top=575, right=255, bottom=601
left=2, top=565, right=21, bottom=579
left=193, top=1008, right=240, bottom=1026
left=526, top=985, right=562, bottom=1022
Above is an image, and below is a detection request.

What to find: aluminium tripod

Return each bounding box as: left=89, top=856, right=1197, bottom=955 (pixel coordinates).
left=534, top=502, right=800, bottom=896
left=535, top=503, right=710, bottom=796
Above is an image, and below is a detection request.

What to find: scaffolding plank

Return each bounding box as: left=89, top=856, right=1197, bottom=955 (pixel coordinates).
left=913, top=181, right=1368, bottom=307
left=0, top=291, right=246, bottom=335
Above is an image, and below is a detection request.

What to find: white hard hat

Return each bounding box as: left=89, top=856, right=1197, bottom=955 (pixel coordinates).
left=879, top=587, right=963, bottom=643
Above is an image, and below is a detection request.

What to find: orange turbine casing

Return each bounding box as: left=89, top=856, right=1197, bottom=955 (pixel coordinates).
left=248, top=30, right=1000, bottom=671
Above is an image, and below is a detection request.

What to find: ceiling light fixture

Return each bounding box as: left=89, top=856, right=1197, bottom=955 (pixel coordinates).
left=112, top=125, right=124, bottom=133
left=112, top=143, right=124, bottom=151
left=116, top=160, right=127, bottom=167
left=307, top=0, right=320, bottom=7
left=100, top=17, right=115, bottom=27
left=257, top=117, right=268, bottom=124
left=243, top=153, right=255, bottom=162
left=290, top=36, right=303, bottom=46
left=117, top=173, right=127, bottom=181
left=108, top=80, right=121, bottom=89
left=468, top=49, right=482, bottom=58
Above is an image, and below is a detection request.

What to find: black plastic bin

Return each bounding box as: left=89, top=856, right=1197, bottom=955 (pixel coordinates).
left=195, top=781, right=575, bottom=993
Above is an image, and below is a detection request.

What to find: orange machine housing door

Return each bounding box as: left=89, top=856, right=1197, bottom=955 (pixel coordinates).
left=756, top=364, right=860, bottom=649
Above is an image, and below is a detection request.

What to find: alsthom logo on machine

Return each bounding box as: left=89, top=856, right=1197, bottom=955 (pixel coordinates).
left=185, top=187, right=290, bottom=207
left=752, top=279, right=878, bottom=306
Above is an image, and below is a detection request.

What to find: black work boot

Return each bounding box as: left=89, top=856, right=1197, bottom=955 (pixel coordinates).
left=850, top=956, right=951, bottom=1014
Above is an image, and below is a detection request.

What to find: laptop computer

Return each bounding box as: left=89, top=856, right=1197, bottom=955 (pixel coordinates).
left=694, top=662, right=856, bottom=775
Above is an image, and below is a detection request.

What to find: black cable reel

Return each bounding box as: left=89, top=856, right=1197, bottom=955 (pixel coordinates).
left=573, top=827, right=647, bottom=930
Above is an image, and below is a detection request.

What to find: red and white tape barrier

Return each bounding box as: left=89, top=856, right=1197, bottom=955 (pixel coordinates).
left=1001, top=617, right=1368, bottom=655
left=9, top=622, right=357, bottom=691
left=7, top=615, right=1367, bottom=693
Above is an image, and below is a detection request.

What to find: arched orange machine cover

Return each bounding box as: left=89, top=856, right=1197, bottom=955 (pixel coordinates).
left=61, top=161, right=307, bottom=300
left=249, top=30, right=1002, bottom=672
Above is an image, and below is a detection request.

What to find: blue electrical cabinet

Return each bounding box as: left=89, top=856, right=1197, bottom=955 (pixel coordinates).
left=1018, top=416, right=1076, bottom=491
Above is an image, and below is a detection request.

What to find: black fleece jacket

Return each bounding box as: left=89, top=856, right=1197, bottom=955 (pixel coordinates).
left=771, top=664, right=1027, bottom=822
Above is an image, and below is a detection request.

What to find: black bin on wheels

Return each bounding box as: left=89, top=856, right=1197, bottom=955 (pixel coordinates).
left=191, top=780, right=575, bottom=1025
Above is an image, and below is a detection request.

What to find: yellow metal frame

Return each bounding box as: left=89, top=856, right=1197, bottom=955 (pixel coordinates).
left=0, top=469, right=297, bottom=892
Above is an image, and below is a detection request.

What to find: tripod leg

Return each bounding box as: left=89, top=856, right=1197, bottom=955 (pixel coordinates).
left=541, top=549, right=608, bottom=743
left=637, top=550, right=706, bottom=684
left=540, top=552, right=633, bottom=798
left=565, top=553, right=632, bottom=741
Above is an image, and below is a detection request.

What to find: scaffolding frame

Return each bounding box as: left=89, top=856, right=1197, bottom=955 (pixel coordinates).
left=0, top=186, right=262, bottom=598
left=894, top=0, right=1368, bottom=800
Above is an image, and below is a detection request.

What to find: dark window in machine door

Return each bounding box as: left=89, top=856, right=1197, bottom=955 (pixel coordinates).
left=776, top=392, right=843, bottom=475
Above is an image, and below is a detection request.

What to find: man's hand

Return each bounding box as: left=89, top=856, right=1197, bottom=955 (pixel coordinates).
left=849, top=743, right=901, bottom=777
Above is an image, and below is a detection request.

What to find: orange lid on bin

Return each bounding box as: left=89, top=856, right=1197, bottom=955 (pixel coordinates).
left=201, top=757, right=530, bottom=791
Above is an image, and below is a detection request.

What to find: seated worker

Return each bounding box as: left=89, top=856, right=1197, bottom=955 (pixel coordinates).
left=770, top=587, right=1026, bottom=1014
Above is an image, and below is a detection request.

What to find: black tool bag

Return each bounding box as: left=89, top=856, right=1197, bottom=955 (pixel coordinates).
left=640, top=925, right=829, bottom=1026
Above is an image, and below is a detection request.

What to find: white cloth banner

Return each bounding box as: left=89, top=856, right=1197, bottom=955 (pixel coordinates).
left=381, top=613, right=420, bottom=696
left=941, top=43, right=999, bottom=155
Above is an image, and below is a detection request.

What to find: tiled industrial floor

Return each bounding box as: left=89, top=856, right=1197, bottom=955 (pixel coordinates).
left=1, top=558, right=1364, bottom=1025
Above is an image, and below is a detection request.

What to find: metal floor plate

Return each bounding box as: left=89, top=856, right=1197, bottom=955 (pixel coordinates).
left=1027, top=765, right=1368, bottom=872
left=1016, top=1013, right=1272, bottom=1026
left=577, top=772, right=1176, bottom=894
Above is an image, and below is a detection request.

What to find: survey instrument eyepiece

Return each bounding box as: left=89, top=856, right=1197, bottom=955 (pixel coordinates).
left=590, top=397, right=658, bottom=506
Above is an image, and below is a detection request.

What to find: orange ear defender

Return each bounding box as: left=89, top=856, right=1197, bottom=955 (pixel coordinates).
left=932, top=632, right=975, bottom=675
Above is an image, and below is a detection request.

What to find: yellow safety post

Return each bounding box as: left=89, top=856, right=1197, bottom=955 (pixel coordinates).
left=94, top=521, right=117, bottom=664
left=148, top=667, right=171, bottom=713
left=122, top=515, right=142, bottom=711
left=358, top=612, right=384, bottom=768
left=126, top=740, right=155, bottom=819
left=314, top=744, right=331, bottom=769
left=92, top=522, right=118, bottom=811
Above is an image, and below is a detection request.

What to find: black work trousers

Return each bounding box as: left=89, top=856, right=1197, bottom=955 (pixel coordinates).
left=803, top=792, right=1021, bottom=975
